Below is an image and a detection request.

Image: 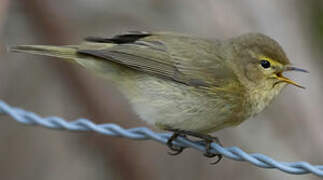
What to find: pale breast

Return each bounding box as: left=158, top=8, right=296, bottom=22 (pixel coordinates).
left=118, top=73, right=239, bottom=133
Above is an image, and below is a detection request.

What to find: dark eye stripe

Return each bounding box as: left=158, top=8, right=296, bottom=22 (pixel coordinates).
left=260, top=60, right=271, bottom=69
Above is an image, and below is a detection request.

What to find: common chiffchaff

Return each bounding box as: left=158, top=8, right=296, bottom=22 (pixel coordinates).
left=10, top=31, right=308, bottom=160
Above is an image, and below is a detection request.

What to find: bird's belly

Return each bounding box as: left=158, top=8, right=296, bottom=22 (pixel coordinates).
left=117, top=74, right=238, bottom=133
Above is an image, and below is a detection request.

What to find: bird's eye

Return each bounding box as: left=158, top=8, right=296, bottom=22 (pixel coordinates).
left=260, top=60, right=271, bottom=69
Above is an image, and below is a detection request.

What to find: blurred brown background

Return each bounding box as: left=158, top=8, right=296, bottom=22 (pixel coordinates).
left=1, top=0, right=323, bottom=179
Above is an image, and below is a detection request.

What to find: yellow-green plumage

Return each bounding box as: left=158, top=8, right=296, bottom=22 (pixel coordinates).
left=10, top=31, right=295, bottom=134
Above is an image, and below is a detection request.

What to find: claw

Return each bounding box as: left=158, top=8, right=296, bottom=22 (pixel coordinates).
left=164, top=128, right=224, bottom=165
left=166, top=132, right=185, bottom=156
left=203, top=139, right=223, bottom=165
left=210, top=155, right=223, bottom=165
left=168, top=146, right=184, bottom=155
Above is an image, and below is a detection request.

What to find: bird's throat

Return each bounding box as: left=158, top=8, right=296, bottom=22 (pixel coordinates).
left=246, top=82, right=286, bottom=117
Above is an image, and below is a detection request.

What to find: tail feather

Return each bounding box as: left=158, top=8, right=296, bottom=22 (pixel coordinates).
left=8, top=45, right=77, bottom=62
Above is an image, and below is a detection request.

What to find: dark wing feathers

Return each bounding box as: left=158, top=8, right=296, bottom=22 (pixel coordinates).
left=85, top=31, right=151, bottom=44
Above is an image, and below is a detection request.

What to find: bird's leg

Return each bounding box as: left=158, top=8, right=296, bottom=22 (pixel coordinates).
left=166, top=132, right=186, bottom=155
left=165, top=128, right=223, bottom=164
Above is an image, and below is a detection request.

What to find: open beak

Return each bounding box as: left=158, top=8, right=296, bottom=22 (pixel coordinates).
left=275, top=66, right=308, bottom=89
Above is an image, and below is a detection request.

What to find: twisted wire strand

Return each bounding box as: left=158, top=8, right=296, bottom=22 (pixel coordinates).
left=1, top=100, right=323, bottom=177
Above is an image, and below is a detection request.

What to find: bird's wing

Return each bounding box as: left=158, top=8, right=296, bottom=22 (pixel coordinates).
left=78, top=31, right=239, bottom=88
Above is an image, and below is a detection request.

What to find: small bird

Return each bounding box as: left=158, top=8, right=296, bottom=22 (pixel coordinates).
left=9, top=31, right=307, bottom=163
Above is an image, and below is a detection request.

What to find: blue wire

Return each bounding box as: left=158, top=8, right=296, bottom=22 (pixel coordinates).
left=1, top=100, right=323, bottom=177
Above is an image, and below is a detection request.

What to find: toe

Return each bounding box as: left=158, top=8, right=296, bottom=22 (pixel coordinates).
left=168, top=146, right=184, bottom=156
left=210, top=154, right=223, bottom=165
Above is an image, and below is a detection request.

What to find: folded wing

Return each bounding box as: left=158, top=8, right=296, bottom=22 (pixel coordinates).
left=78, top=31, right=239, bottom=88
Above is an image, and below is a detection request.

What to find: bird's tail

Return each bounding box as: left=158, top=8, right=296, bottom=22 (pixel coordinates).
left=8, top=44, right=126, bottom=82
left=8, top=45, right=78, bottom=63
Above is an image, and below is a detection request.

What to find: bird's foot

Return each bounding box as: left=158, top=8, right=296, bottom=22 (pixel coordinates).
left=201, top=136, right=223, bottom=165
left=166, top=132, right=186, bottom=155
left=165, top=128, right=223, bottom=164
